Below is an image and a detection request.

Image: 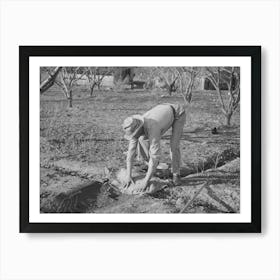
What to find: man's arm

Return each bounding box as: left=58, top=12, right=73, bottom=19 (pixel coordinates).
left=143, top=157, right=158, bottom=185
left=142, top=131, right=161, bottom=185
left=126, top=137, right=138, bottom=182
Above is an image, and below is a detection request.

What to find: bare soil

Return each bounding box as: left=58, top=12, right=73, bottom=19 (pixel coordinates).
left=40, top=86, right=240, bottom=213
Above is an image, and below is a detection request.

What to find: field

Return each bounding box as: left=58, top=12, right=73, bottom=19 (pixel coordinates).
left=40, top=85, right=240, bottom=213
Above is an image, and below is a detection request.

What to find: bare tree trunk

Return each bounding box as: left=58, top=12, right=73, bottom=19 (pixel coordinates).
left=168, top=86, right=172, bottom=96
left=168, top=77, right=178, bottom=95
left=184, top=91, right=192, bottom=103
left=90, top=86, right=94, bottom=97
left=183, top=78, right=194, bottom=104
left=68, top=91, right=73, bottom=108
left=40, top=67, right=62, bottom=94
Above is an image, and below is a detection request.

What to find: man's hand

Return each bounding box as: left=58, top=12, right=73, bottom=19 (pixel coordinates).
left=134, top=178, right=149, bottom=193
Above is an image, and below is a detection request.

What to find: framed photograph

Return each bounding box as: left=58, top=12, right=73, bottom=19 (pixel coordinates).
left=20, top=46, right=261, bottom=233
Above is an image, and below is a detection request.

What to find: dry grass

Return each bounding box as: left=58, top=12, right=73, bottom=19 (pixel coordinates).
left=41, top=86, right=239, bottom=171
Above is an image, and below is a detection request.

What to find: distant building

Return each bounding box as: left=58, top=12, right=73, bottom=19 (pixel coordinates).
left=197, top=77, right=233, bottom=91
left=76, top=75, right=114, bottom=87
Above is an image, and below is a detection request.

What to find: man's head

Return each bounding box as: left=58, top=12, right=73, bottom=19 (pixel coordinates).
left=122, top=115, right=144, bottom=140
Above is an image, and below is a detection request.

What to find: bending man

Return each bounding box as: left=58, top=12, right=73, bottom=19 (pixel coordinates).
left=122, top=103, right=186, bottom=193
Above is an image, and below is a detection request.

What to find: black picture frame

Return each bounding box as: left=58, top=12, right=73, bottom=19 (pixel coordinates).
left=20, top=46, right=261, bottom=233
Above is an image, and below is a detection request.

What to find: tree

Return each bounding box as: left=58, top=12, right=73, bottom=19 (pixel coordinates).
left=134, top=67, right=159, bottom=90
left=206, top=67, right=240, bottom=126
left=176, top=67, right=200, bottom=104
left=156, top=67, right=179, bottom=95
left=55, top=67, right=87, bottom=107
left=113, top=68, right=135, bottom=88
left=40, top=67, right=62, bottom=94
left=86, top=67, right=111, bottom=97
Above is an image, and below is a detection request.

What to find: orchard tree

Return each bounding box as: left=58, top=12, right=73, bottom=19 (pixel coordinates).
left=86, top=67, right=111, bottom=97
left=176, top=67, right=200, bottom=104
left=55, top=67, right=87, bottom=107
left=156, top=67, right=179, bottom=95
left=206, top=67, right=240, bottom=126
left=133, top=67, right=161, bottom=90
left=113, top=68, right=135, bottom=88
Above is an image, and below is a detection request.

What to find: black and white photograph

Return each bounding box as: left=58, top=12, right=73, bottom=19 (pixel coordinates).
left=20, top=46, right=260, bottom=232
left=39, top=65, right=241, bottom=214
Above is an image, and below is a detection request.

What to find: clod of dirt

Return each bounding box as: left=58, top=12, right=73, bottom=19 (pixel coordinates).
left=112, top=168, right=170, bottom=195
left=175, top=197, right=187, bottom=209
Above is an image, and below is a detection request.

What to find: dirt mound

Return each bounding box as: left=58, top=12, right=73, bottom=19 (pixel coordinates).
left=111, top=168, right=170, bottom=195
left=40, top=181, right=103, bottom=213
left=215, top=157, right=240, bottom=172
